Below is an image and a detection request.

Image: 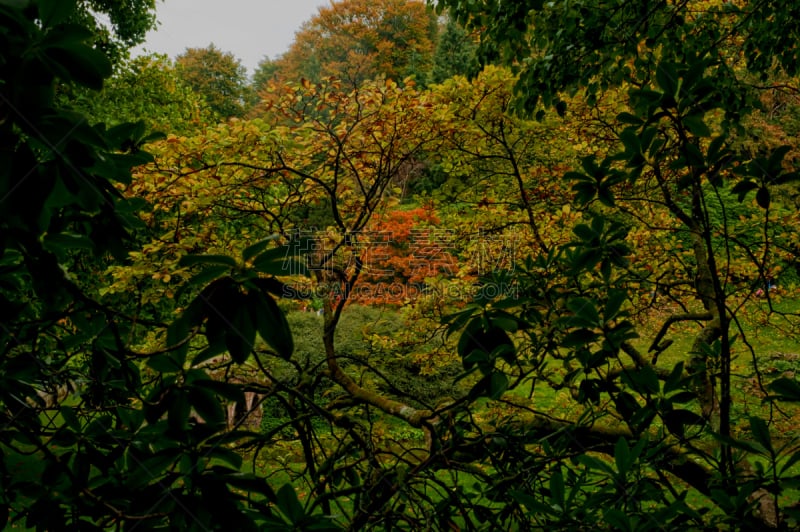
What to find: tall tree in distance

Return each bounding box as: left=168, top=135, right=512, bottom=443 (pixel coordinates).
left=176, top=44, right=249, bottom=119
left=276, top=0, right=438, bottom=86
left=430, top=15, right=477, bottom=83
left=252, top=56, right=279, bottom=93
left=79, top=54, right=211, bottom=133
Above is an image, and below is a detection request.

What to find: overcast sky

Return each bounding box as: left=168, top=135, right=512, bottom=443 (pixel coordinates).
left=133, top=0, right=330, bottom=76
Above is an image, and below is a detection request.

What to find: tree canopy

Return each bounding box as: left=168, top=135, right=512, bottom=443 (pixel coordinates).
left=2, top=0, right=800, bottom=529
left=275, top=0, right=438, bottom=86
left=74, top=0, right=157, bottom=63
left=429, top=14, right=478, bottom=84
left=176, top=44, right=250, bottom=119
left=78, top=53, right=212, bottom=132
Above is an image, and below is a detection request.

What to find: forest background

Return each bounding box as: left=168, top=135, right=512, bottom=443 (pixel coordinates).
left=2, top=0, right=800, bottom=529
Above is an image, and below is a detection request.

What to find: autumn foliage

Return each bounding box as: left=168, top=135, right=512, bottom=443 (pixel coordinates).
left=275, top=0, right=437, bottom=86
left=353, top=205, right=456, bottom=304
left=175, top=44, right=249, bottom=118
left=5, top=0, right=800, bottom=529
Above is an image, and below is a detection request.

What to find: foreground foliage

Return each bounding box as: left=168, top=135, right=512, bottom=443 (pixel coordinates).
left=2, top=0, right=800, bottom=530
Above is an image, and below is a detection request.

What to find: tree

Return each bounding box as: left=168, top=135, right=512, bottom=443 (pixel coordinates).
left=431, top=65, right=580, bottom=254
left=252, top=56, right=279, bottom=91
left=110, top=76, right=454, bottom=528
left=78, top=53, right=212, bottom=133
left=75, top=0, right=157, bottom=63
left=427, top=0, right=800, bottom=527
left=1, top=1, right=151, bottom=527
left=275, top=0, right=438, bottom=87
left=355, top=205, right=455, bottom=304
left=5, top=0, right=800, bottom=529
left=53, top=1, right=159, bottom=122
left=175, top=44, right=249, bottom=119
left=430, top=15, right=477, bottom=84
left=0, top=2, right=302, bottom=529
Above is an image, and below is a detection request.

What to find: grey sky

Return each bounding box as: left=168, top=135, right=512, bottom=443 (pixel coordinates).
left=133, top=0, right=330, bottom=75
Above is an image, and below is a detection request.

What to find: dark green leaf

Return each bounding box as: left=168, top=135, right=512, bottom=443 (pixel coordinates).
left=604, top=509, right=632, bottom=531
left=573, top=224, right=596, bottom=241
left=619, top=127, right=641, bottom=156
left=614, top=391, right=640, bottom=421
left=604, top=289, right=627, bottom=321
left=576, top=454, right=615, bottom=475
left=250, top=291, right=293, bottom=359
left=664, top=409, right=705, bottom=437
left=59, top=405, right=80, bottom=430
left=655, top=62, right=678, bottom=98
left=773, top=171, right=800, bottom=186
left=42, top=232, right=95, bottom=253
left=224, top=473, right=277, bottom=498
left=767, top=377, right=800, bottom=402
left=567, top=297, right=600, bottom=325
left=625, top=365, right=660, bottom=395
left=128, top=449, right=182, bottom=488
left=193, top=379, right=246, bottom=404
left=444, top=307, right=479, bottom=337
left=457, top=323, right=512, bottom=365
left=1, top=0, right=28, bottom=9
left=489, top=315, right=518, bottom=333
left=614, top=437, right=631, bottom=474
left=225, top=306, right=256, bottom=364
left=562, top=328, right=597, bottom=348
left=766, top=145, right=792, bottom=175
left=617, top=112, right=643, bottom=126
left=252, top=247, right=294, bottom=276
left=684, top=142, right=705, bottom=168
left=191, top=336, right=229, bottom=367
left=184, top=265, right=231, bottom=292
left=629, top=89, right=663, bottom=110
left=683, top=114, right=711, bottom=137
left=166, top=315, right=190, bottom=363
left=147, top=353, right=184, bottom=373
left=668, top=391, right=696, bottom=404
left=38, top=0, right=77, bottom=28
left=749, top=416, right=773, bottom=455
left=510, top=490, right=554, bottom=515
left=180, top=254, right=238, bottom=268
left=43, top=42, right=111, bottom=90
left=488, top=371, right=509, bottom=399
left=707, top=135, right=727, bottom=164
left=779, top=448, right=800, bottom=476
left=710, top=433, right=762, bottom=455
left=664, top=362, right=684, bottom=393
left=242, top=235, right=281, bottom=262
left=597, top=186, right=615, bottom=207
left=168, top=389, right=190, bottom=432
left=731, top=179, right=758, bottom=202
left=188, top=385, right=226, bottom=428
left=276, top=483, right=305, bottom=524
left=756, top=186, right=770, bottom=209
left=550, top=467, right=565, bottom=510
left=467, top=374, right=491, bottom=399
left=461, top=349, right=488, bottom=371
